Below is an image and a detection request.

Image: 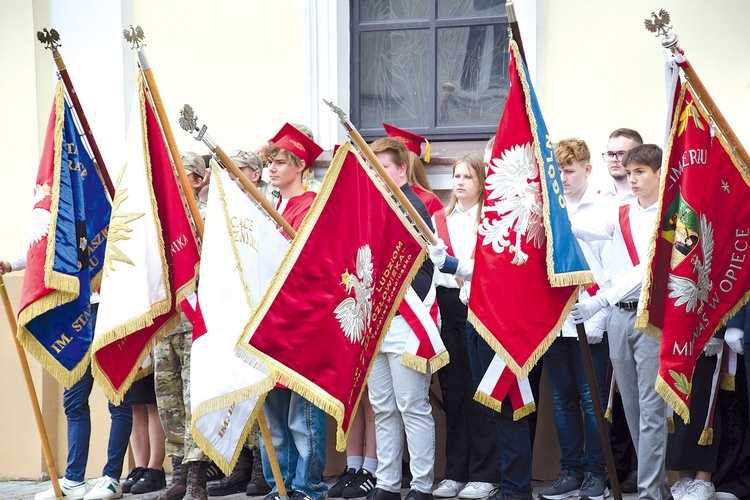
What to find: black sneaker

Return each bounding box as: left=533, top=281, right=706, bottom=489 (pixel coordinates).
left=342, top=469, right=377, bottom=498
left=368, top=488, right=401, bottom=500
left=405, top=489, right=434, bottom=500
left=290, top=490, right=315, bottom=500
left=329, top=467, right=358, bottom=498
left=121, top=467, right=145, bottom=493
left=401, top=461, right=412, bottom=489
left=620, top=470, right=637, bottom=494
left=131, top=467, right=167, bottom=494
left=207, top=461, right=226, bottom=482
left=263, top=491, right=281, bottom=500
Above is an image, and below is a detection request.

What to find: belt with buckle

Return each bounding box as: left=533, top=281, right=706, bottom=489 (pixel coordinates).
left=616, top=300, right=639, bottom=310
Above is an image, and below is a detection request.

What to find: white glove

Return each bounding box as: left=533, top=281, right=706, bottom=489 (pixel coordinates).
left=428, top=238, right=447, bottom=269
left=570, top=295, right=608, bottom=325
left=725, top=327, right=744, bottom=355
left=586, top=325, right=604, bottom=345
left=703, top=336, right=723, bottom=357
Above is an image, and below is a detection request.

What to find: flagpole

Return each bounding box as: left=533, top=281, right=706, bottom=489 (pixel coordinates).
left=323, top=101, right=438, bottom=245
left=37, top=29, right=115, bottom=198
left=177, top=104, right=297, bottom=240
left=575, top=323, right=623, bottom=500
left=499, top=14, right=625, bottom=500
left=646, top=11, right=750, bottom=171
left=505, top=1, right=526, bottom=61
left=122, top=27, right=206, bottom=238
left=0, top=276, right=63, bottom=499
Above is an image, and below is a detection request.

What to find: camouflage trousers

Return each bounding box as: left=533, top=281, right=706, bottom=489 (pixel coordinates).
left=154, top=329, right=206, bottom=463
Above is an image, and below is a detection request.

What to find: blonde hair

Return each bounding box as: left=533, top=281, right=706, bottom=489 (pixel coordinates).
left=446, top=153, right=485, bottom=226
left=554, top=138, right=590, bottom=167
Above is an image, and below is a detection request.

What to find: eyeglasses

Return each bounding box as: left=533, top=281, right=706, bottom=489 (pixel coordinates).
left=601, top=151, right=628, bottom=162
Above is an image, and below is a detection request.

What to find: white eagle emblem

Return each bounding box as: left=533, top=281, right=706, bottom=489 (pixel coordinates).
left=29, top=183, right=53, bottom=245
left=334, top=245, right=375, bottom=344
left=667, top=214, right=714, bottom=314
left=478, top=142, right=544, bottom=264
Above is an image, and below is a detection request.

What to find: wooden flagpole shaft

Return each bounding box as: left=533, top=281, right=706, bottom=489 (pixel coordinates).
left=651, top=18, right=750, bottom=171
left=211, top=146, right=297, bottom=240
left=257, top=411, right=289, bottom=500
left=136, top=49, right=205, bottom=240
left=676, top=60, right=750, bottom=170
left=323, top=101, right=437, bottom=245
left=575, top=323, right=623, bottom=500
left=505, top=1, right=526, bottom=61
left=0, top=276, right=63, bottom=499
left=175, top=103, right=297, bottom=240
left=49, top=48, right=116, bottom=198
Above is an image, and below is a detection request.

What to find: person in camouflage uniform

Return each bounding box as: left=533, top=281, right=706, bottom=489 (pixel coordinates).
left=206, top=149, right=272, bottom=497
left=143, top=152, right=213, bottom=500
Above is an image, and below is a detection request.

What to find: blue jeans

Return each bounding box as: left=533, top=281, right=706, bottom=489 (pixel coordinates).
left=543, top=336, right=609, bottom=479
left=63, top=366, right=132, bottom=482
left=260, top=388, right=328, bottom=500
left=466, top=320, right=532, bottom=497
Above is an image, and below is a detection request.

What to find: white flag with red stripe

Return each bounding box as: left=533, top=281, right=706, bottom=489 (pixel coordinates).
left=400, top=286, right=448, bottom=373
left=475, top=353, right=535, bottom=420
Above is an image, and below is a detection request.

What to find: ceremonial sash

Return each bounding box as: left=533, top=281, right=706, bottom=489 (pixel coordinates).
left=474, top=353, right=535, bottom=420
left=720, top=345, right=737, bottom=391
left=618, top=204, right=640, bottom=266
left=400, top=286, right=448, bottom=373
left=698, top=349, right=723, bottom=445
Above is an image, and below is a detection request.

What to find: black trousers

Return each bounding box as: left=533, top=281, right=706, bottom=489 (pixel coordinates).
left=436, top=287, right=499, bottom=482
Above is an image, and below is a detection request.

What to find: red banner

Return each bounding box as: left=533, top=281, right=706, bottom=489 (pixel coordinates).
left=237, top=143, right=425, bottom=450
left=468, top=41, right=590, bottom=378
left=638, top=81, right=750, bottom=421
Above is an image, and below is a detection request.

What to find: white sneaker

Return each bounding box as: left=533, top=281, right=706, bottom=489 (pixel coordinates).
left=83, top=476, right=122, bottom=500
left=682, top=480, right=716, bottom=500
left=433, top=479, right=466, bottom=498
left=35, top=478, right=87, bottom=500
left=715, top=493, right=740, bottom=500
left=458, top=482, right=495, bottom=499
left=671, top=478, right=694, bottom=500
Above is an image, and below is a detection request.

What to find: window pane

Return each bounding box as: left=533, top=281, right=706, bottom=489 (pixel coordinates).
left=361, top=0, right=430, bottom=22
left=437, top=25, right=509, bottom=127
left=437, top=0, right=503, bottom=19
left=359, top=30, right=430, bottom=129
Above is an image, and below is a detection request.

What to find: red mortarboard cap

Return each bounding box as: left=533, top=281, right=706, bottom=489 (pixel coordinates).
left=270, top=123, right=323, bottom=168
left=383, top=123, right=431, bottom=162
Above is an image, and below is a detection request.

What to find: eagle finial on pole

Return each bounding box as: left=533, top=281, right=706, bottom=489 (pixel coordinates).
left=123, top=24, right=146, bottom=50
left=36, top=28, right=61, bottom=50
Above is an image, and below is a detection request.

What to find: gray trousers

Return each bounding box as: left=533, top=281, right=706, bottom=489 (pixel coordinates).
left=607, top=306, right=670, bottom=499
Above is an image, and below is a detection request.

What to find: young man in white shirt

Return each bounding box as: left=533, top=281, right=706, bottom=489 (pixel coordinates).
left=539, top=139, right=612, bottom=500
left=571, top=144, right=670, bottom=499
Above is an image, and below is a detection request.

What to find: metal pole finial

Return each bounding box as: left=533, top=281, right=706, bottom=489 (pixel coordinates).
left=644, top=9, right=679, bottom=50
left=37, top=28, right=61, bottom=50
left=123, top=25, right=146, bottom=50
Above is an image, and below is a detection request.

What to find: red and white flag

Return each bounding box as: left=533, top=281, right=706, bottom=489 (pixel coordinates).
left=92, top=73, right=200, bottom=403
left=475, top=354, right=535, bottom=420
left=400, top=286, right=448, bottom=373
left=190, top=167, right=286, bottom=473
left=236, top=143, right=426, bottom=450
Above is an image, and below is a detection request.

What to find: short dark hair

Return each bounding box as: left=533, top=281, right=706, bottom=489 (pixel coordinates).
left=622, top=144, right=662, bottom=172
left=609, top=128, right=644, bottom=145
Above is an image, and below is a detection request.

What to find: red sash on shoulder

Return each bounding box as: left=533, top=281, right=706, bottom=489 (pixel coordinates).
left=619, top=204, right=640, bottom=266
left=434, top=210, right=455, bottom=258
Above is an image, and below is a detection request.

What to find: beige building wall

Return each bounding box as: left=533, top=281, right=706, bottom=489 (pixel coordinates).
left=1, top=0, right=749, bottom=481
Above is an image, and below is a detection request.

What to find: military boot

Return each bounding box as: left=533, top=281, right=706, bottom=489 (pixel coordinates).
left=246, top=449, right=272, bottom=496
left=184, top=461, right=209, bottom=500
left=207, top=448, right=252, bottom=496
left=141, top=456, right=188, bottom=500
